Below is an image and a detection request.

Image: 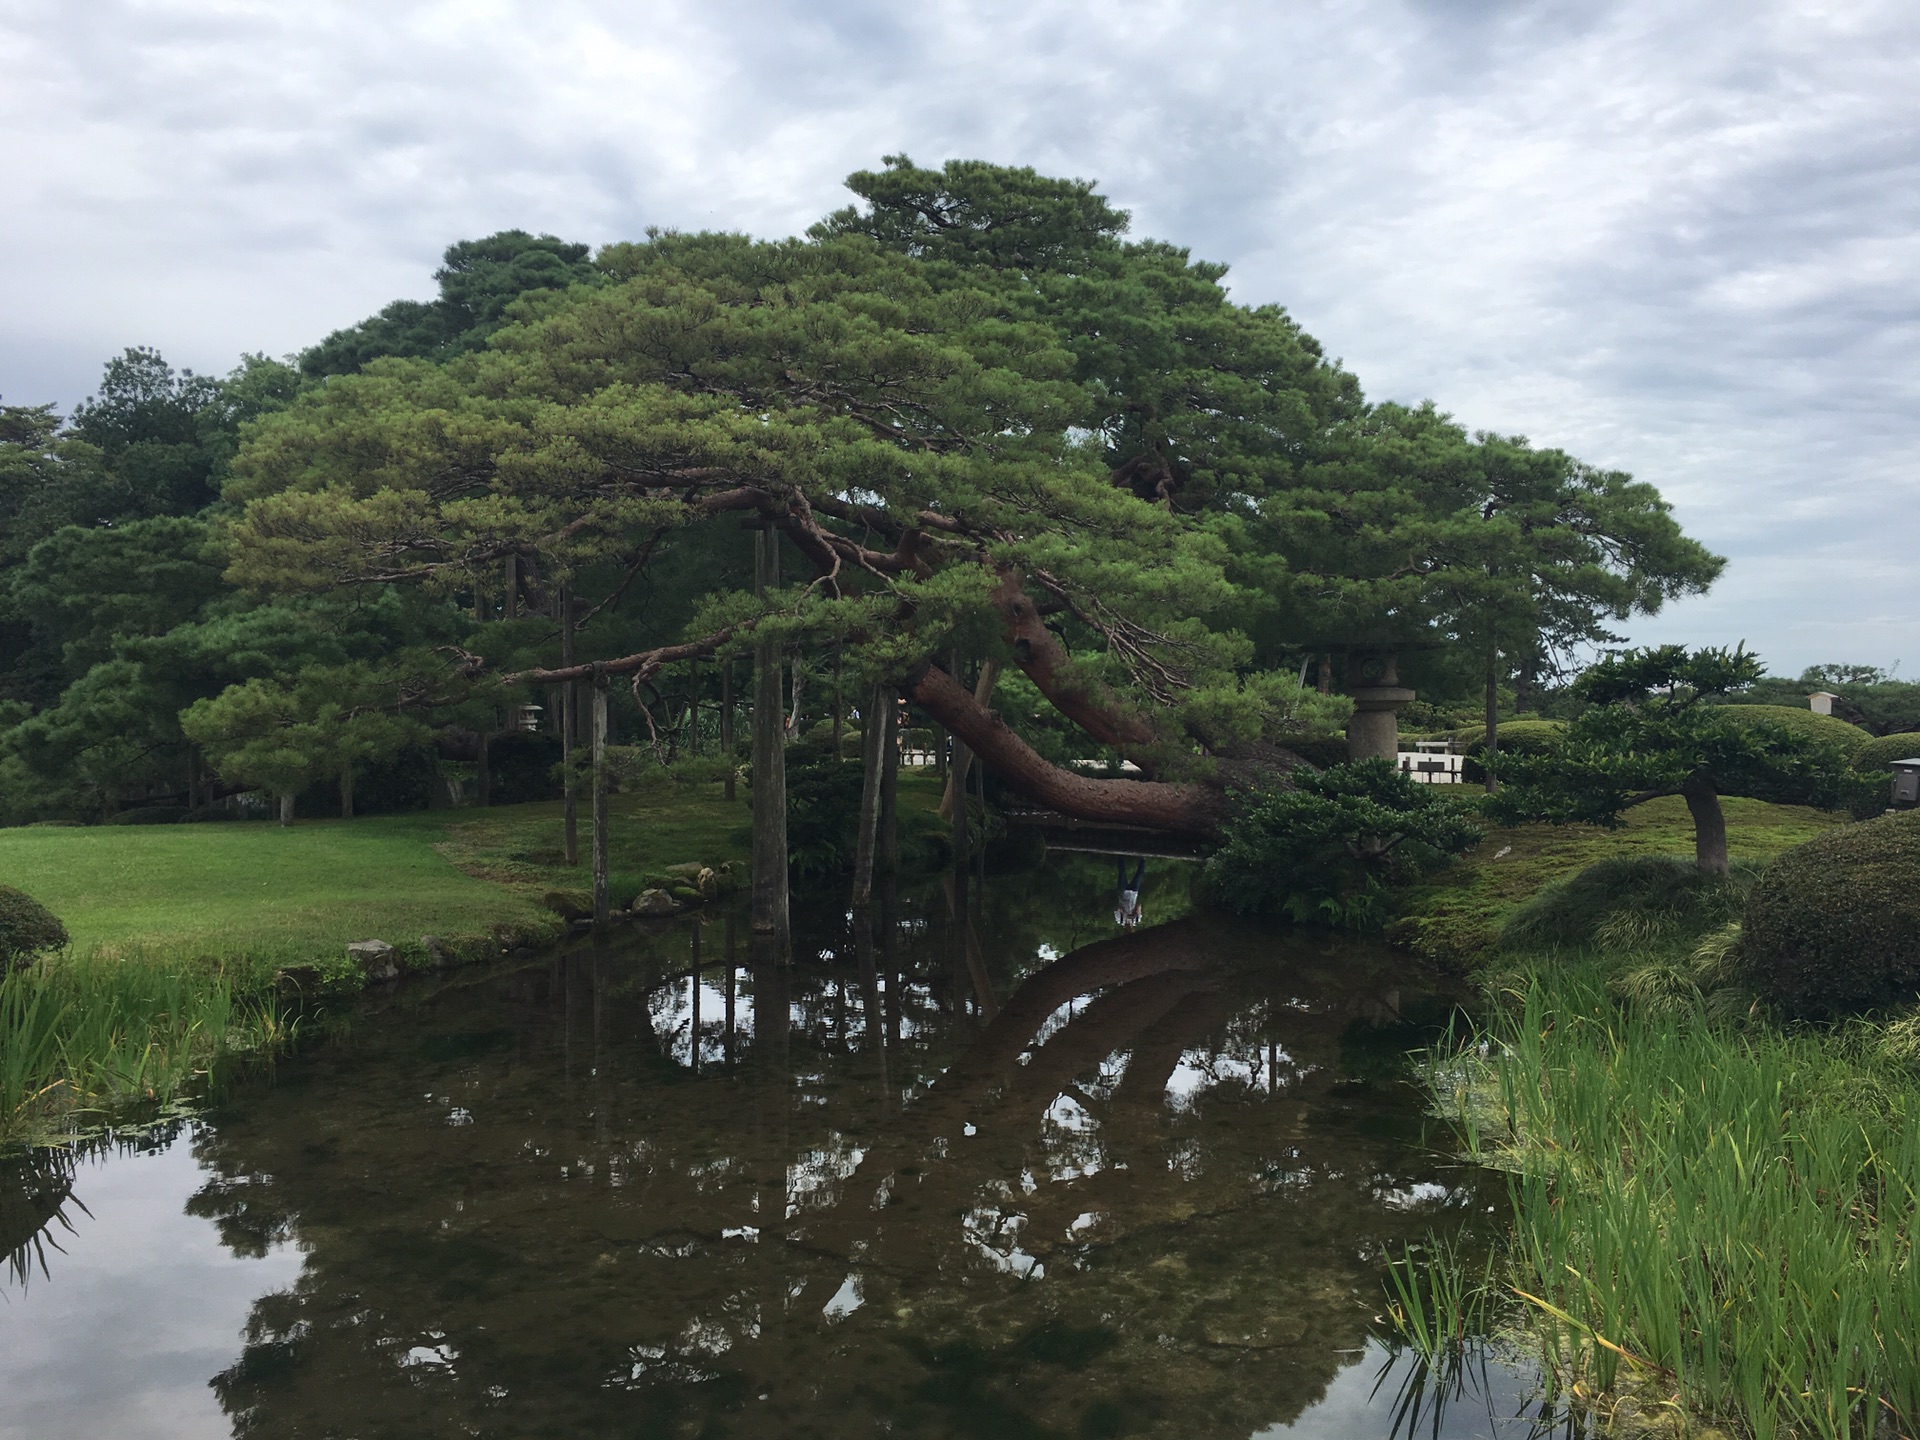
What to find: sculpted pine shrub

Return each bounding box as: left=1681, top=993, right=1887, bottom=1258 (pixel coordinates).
left=0, top=885, right=67, bottom=971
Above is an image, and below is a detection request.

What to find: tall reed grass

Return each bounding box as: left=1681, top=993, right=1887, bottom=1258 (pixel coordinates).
left=1429, top=971, right=1920, bottom=1440
left=1, top=956, right=289, bottom=1144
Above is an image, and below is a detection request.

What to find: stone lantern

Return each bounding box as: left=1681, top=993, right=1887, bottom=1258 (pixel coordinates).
left=1345, top=648, right=1416, bottom=763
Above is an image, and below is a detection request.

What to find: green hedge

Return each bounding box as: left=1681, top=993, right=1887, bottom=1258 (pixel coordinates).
left=1742, top=810, right=1920, bottom=1018
left=1719, top=704, right=1871, bottom=755
left=1854, top=732, right=1920, bottom=773
left=1446, top=719, right=1567, bottom=753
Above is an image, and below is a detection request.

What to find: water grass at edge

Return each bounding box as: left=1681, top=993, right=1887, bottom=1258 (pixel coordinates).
left=1, top=955, right=290, bottom=1145
left=1421, top=969, right=1920, bottom=1440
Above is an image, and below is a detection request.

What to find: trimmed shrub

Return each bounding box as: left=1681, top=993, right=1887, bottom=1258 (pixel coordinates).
left=1719, top=704, right=1870, bottom=756
left=1742, top=811, right=1920, bottom=1018
left=0, top=886, right=69, bottom=970
left=1447, top=719, right=1567, bottom=753
left=1855, top=732, right=1920, bottom=774
left=1501, top=855, right=1754, bottom=955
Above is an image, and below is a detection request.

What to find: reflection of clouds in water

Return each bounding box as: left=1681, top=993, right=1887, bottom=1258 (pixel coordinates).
left=821, top=1273, right=864, bottom=1321
left=1375, top=1181, right=1474, bottom=1213
left=788, top=1133, right=866, bottom=1215
left=961, top=1204, right=1045, bottom=1280
left=1041, top=1092, right=1108, bottom=1183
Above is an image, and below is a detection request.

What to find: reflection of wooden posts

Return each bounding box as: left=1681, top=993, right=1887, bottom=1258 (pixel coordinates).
left=560, top=585, right=578, bottom=866
left=750, top=530, right=790, bottom=943
left=723, top=913, right=737, bottom=1066
left=851, top=680, right=886, bottom=909
left=591, top=679, right=610, bottom=926
left=690, top=924, right=701, bottom=1074
left=720, top=659, right=736, bottom=801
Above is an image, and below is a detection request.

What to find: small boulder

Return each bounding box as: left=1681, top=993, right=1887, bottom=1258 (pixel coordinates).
left=632, top=888, right=683, bottom=918
left=347, top=938, right=400, bottom=982
left=663, top=862, right=706, bottom=881
left=422, top=935, right=452, bottom=968
left=541, top=890, right=592, bottom=922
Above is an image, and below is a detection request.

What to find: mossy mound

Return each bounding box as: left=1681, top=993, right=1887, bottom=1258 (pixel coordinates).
left=1719, top=704, right=1871, bottom=755
left=0, top=885, right=69, bottom=969
left=1501, top=854, right=1752, bottom=955
left=1853, top=733, right=1920, bottom=773
left=1447, top=719, right=1566, bottom=754
left=1742, top=811, right=1920, bottom=1018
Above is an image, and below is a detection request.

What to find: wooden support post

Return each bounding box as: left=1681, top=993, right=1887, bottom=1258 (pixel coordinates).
left=721, top=658, right=736, bottom=801
left=687, top=656, right=701, bottom=758
left=340, top=762, right=354, bottom=820
left=851, top=679, right=886, bottom=910
left=561, top=585, right=578, bottom=866
left=592, top=679, right=610, bottom=926
left=750, top=531, right=790, bottom=943
left=878, top=688, right=899, bottom=876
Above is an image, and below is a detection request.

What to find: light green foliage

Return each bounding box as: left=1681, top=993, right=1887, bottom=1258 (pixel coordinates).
left=181, top=662, right=429, bottom=808
left=1202, top=760, right=1482, bottom=926
left=1432, top=972, right=1920, bottom=1439
left=1718, top=702, right=1870, bottom=754
left=1847, top=730, right=1920, bottom=773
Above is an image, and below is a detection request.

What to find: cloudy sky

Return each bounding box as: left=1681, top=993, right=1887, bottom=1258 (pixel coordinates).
left=3, top=0, right=1915, bottom=675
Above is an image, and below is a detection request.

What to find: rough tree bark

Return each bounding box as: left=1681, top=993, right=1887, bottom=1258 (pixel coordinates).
left=751, top=531, right=790, bottom=942
left=851, top=679, right=887, bottom=909
left=1683, top=773, right=1730, bottom=875
left=592, top=681, right=610, bottom=925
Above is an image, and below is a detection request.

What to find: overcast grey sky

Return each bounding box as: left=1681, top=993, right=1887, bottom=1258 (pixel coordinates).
left=3, top=0, right=1915, bottom=675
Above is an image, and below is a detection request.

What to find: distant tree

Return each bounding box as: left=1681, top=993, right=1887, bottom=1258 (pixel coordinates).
left=1489, top=645, right=1856, bottom=874
left=300, top=231, right=600, bottom=377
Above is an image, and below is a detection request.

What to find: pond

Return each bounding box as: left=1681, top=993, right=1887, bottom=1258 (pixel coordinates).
left=2, top=853, right=1550, bottom=1440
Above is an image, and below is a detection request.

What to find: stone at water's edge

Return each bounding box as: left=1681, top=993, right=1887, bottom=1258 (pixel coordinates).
left=422, top=935, right=451, bottom=968
left=632, top=889, right=682, bottom=918
left=347, top=939, right=400, bottom=982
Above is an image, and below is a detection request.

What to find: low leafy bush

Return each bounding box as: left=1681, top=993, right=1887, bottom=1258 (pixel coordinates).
left=1501, top=855, right=1757, bottom=955
left=1742, top=810, right=1920, bottom=1018
left=106, top=805, right=194, bottom=825
left=0, top=885, right=68, bottom=971
left=1201, top=760, right=1481, bottom=927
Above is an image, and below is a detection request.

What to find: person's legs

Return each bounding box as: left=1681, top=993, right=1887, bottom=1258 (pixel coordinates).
left=1128, top=857, right=1146, bottom=892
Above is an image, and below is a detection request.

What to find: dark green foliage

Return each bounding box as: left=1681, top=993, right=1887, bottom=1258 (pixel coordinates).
left=1742, top=811, right=1920, bottom=1018
left=1725, top=664, right=1920, bottom=737
left=0, top=885, right=68, bottom=969
left=1285, top=734, right=1351, bottom=769
left=781, top=735, right=867, bottom=880
left=1201, top=760, right=1481, bottom=927
left=1855, top=733, right=1920, bottom=773
left=300, top=231, right=599, bottom=376
left=1501, top=855, right=1755, bottom=954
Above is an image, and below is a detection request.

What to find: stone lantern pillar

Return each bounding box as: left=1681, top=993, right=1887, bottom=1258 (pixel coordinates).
left=1345, top=648, right=1415, bottom=763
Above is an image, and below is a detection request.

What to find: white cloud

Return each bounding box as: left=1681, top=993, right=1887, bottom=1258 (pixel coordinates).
left=2, top=0, right=1915, bottom=672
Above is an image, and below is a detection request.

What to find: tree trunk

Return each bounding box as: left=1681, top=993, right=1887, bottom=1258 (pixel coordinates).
left=785, top=661, right=806, bottom=741
left=504, top=555, right=519, bottom=620
left=1484, top=652, right=1500, bottom=796
left=1516, top=651, right=1537, bottom=714
left=1683, top=774, right=1730, bottom=875
left=831, top=650, right=843, bottom=758
left=940, top=661, right=1000, bottom=819
left=851, top=680, right=886, bottom=909
left=751, top=532, right=790, bottom=942
left=477, top=730, right=492, bottom=807
left=721, top=659, right=736, bottom=801
left=1316, top=652, right=1333, bottom=695
left=340, top=762, right=354, bottom=820
left=278, top=792, right=294, bottom=827
left=950, top=730, right=971, bottom=871
left=907, top=661, right=1225, bottom=838
left=592, top=682, right=610, bottom=924
left=879, top=688, right=899, bottom=876
left=561, top=585, right=578, bottom=865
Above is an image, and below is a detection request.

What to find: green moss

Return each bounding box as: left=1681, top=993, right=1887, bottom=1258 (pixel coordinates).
left=1743, top=810, right=1920, bottom=1018
left=1389, top=795, right=1843, bottom=967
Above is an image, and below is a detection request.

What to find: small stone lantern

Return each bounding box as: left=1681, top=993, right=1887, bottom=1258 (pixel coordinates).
left=1892, top=759, right=1920, bottom=809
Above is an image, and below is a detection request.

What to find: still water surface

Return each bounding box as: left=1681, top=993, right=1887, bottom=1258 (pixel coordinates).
left=3, top=855, right=1546, bottom=1439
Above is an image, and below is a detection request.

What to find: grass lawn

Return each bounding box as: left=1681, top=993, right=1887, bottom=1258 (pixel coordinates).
left=0, top=772, right=946, bottom=985
left=1389, top=793, right=1846, bottom=965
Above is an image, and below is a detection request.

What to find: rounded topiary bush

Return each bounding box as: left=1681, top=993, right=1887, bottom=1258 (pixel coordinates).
left=1742, top=811, right=1920, bottom=1018
left=1721, top=704, right=1871, bottom=756
left=1854, top=732, right=1920, bottom=774
left=0, top=885, right=69, bottom=970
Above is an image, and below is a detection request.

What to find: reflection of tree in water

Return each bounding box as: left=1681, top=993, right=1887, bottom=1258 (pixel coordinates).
left=190, top=881, right=1500, bottom=1439
left=1, top=1122, right=189, bottom=1291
